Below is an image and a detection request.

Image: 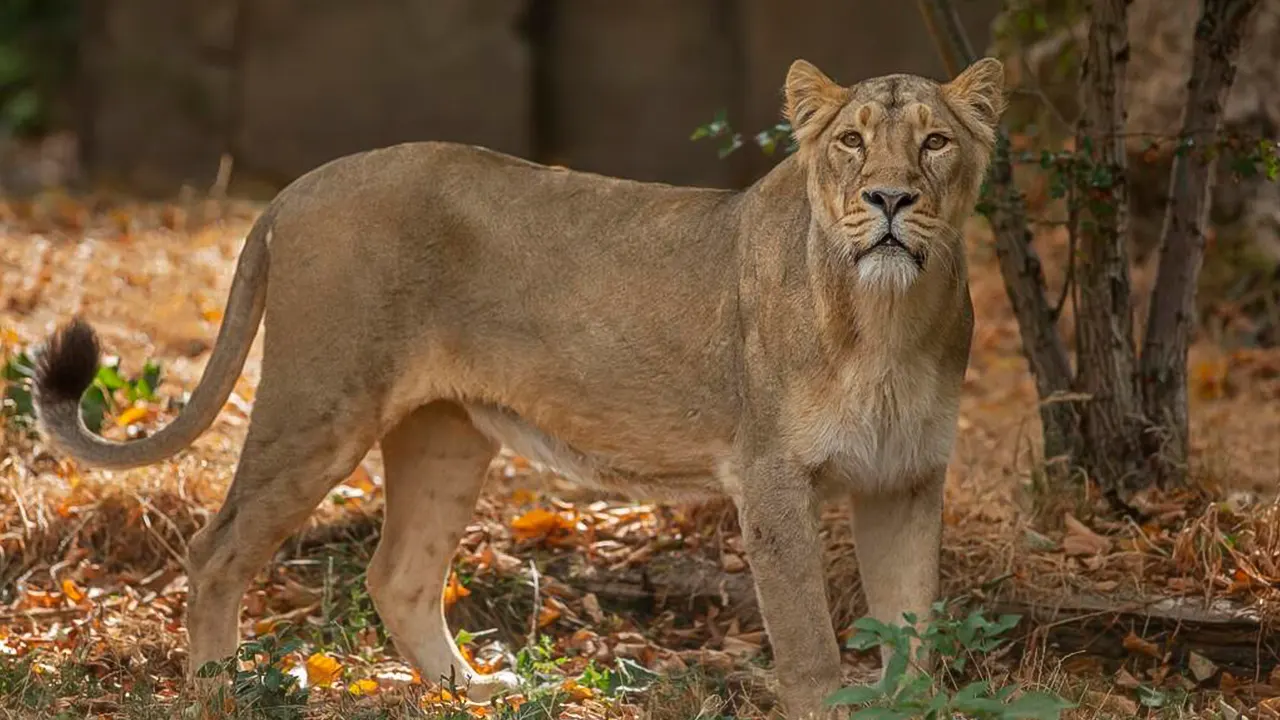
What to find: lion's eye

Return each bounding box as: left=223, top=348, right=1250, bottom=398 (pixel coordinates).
left=838, top=131, right=864, bottom=150
left=923, top=133, right=949, bottom=151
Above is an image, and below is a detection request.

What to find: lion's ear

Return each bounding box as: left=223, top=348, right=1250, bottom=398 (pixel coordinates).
left=784, top=60, right=848, bottom=143
left=942, top=57, right=1006, bottom=143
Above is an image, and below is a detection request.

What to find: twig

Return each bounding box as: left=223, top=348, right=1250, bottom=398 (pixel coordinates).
left=133, top=497, right=188, bottom=567
left=1016, top=51, right=1076, bottom=133
left=1052, top=172, right=1079, bottom=323
left=916, top=0, right=960, bottom=76
left=132, top=491, right=190, bottom=556
left=929, top=0, right=975, bottom=66
left=527, top=558, right=541, bottom=646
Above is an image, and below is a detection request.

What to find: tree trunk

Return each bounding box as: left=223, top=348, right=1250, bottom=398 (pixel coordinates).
left=1073, top=0, right=1144, bottom=492
left=985, top=134, right=1082, bottom=471
left=1139, top=0, right=1262, bottom=485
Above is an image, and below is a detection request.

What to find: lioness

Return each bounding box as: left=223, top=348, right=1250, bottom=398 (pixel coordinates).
left=34, top=57, right=1004, bottom=718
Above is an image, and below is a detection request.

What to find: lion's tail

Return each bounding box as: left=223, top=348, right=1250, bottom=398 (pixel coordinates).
left=33, top=205, right=278, bottom=470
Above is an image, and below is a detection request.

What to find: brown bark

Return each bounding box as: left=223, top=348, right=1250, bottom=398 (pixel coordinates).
left=1073, top=0, right=1144, bottom=491
left=986, top=135, right=1082, bottom=468
left=1139, top=0, right=1263, bottom=485
left=992, top=596, right=1279, bottom=677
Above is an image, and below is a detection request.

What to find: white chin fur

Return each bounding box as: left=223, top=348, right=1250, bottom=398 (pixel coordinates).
left=856, top=252, right=920, bottom=294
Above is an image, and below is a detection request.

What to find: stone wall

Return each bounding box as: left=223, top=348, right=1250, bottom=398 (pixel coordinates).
left=78, top=0, right=1001, bottom=197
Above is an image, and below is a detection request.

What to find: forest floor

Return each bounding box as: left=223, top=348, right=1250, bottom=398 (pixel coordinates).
left=2, top=189, right=1279, bottom=719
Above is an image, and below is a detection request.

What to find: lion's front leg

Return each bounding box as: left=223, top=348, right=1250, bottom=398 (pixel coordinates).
left=737, top=457, right=843, bottom=719
left=850, top=470, right=946, bottom=677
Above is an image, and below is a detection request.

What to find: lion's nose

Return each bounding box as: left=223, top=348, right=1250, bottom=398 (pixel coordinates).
left=862, top=188, right=919, bottom=217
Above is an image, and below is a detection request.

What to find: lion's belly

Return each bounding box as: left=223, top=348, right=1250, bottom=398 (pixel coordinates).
left=462, top=403, right=728, bottom=500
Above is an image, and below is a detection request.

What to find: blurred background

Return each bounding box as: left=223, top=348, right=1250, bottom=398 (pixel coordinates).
left=7, top=0, right=1006, bottom=196
left=0, top=0, right=1277, bottom=300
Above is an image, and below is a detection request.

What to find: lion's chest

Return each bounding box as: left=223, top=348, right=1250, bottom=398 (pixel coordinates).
left=787, top=360, right=959, bottom=495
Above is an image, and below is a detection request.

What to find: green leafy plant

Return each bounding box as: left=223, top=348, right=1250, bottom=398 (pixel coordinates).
left=312, top=553, right=383, bottom=656
left=1, top=348, right=162, bottom=433
left=574, top=657, right=657, bottom=699
left=514, top=634, right=570, bottom=688
left=1, top=350, right=37, bottom=425
left=82, top=357, right=162, bottom=431
left=826, top=603, right=1073, bottom=720
left=195, top=630, right=310, bottom=720
left=692, top=110, right=795, bottom=159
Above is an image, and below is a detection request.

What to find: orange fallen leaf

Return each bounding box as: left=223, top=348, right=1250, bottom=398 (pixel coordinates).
left=423, top=688, right=460, bottom=706
left=537, top=602, right=561, bottom=629
left=115, top=406, right=152, bottom=427
left=1062, top=514, right=1111, bottom=557
left=25, top=589, right=59, bottom=609
left=1122, top=631, right=1161, bottom=659
left=510, top=507, right=572, bottom=542
left=305, top=652, right=343, bottom=688
left=560, top=678, right=594, bottom=701
left=443, top=571, right=471, bottom=611
left=342, top=464, right=377, bottom=495
left=348, top=678, right=379, bottom=696
left=60, top=578, right=85, bottom=604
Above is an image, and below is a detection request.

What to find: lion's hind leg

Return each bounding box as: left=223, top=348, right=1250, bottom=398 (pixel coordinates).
left=366, top=401, right=518, bottom=700
left=184, top=377, right=379, bottom=682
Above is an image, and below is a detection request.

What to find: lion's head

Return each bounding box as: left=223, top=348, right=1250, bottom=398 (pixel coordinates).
left=784, top=57, right=1006, bottom=294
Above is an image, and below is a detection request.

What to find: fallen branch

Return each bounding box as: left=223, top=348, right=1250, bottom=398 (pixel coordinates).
left=551, top=552, right=1277, bottom=678
left=995, top=595, right=1279, bottom=679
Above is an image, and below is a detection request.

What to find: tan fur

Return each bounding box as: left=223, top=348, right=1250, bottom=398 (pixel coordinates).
left=34, top=58, right=1005, bottom=719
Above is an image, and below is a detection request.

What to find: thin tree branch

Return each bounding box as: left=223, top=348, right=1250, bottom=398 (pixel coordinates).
left=922, top=0, right=1079, bottom=463
left=1139, top=0, right=1262, bottom=484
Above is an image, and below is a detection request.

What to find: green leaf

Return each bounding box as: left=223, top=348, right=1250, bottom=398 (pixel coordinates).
left=95, top=365, right=126, bottom=391
left=952, top=680, right=991, bottom=703
left=79, top=386, right=108, bottom=433
left=141, top=360, right=161, bottom=395
left=610, top=657, right=658, bottom=694
left=852, top=617, right=896, bottom=636
left=1137, top=685, right=1167, bottom=708
left=825, top=685, right=884, bottom=707
left=2, top=382, right=34, bottom=421
left=127, top=378, right=151, bottom=404
left=990, top=614, right=1022, bottom=634
left=846, top=631, right=883, bottom=651
left=2, top=352, right=35, bottom=380
left=879, top=650, right=909, bottom=693
left=717, top=134, right=743, bottom=159
left=896, top=672, right=934, bottom=703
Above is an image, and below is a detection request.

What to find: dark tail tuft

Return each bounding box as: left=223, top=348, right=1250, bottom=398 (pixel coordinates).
left=35, top=317, right=101, bottom=405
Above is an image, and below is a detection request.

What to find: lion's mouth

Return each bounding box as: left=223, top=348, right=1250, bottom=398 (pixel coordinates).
left=856, top=233, right=925, bottom=267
